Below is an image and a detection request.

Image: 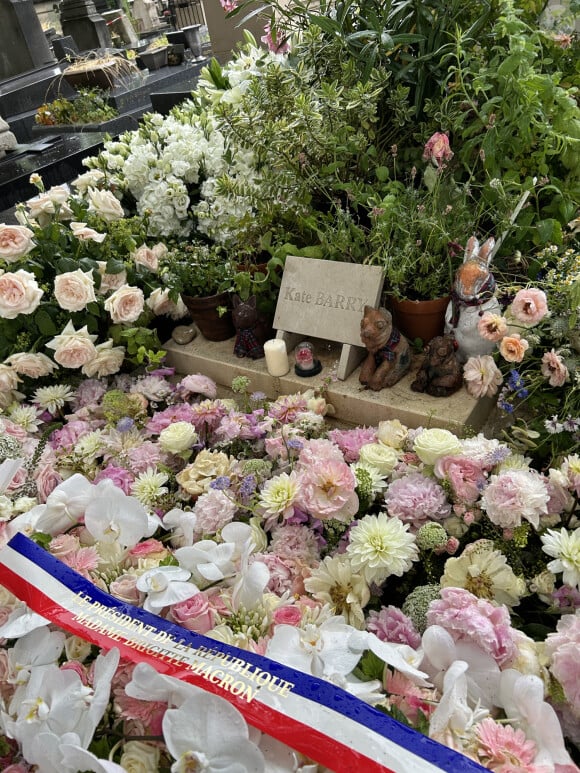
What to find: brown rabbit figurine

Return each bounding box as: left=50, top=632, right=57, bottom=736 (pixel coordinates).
left=359, top=306, right=411, bottom=390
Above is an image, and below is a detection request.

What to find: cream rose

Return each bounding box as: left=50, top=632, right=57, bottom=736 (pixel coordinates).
left=0, top=269, right=43, bottom=319
left=119, top=741, right=161, bottom=773
left=358, top=442, right=398, bottom=475
left=176, top=450, right=233, bottom=496
left=146, top=288, right=188, bottom=320
left=133, top=244, right=160, bottom=272
left=159, top=421, right=198, bottom=454
left=413, top=428, right=463, bottom=465
left=0, top=364, right=20, bottom=392
left=71, top=169, right=105, bottom=194
left=0, top=224, right=36, bottom=262
left=26, top=184, right=72, bottom=225
left=46, top=321, right=98, bottom=369
left=64, top=634, right=92, bottom=662
left=87, top=187, right=125, bottom=222
left=54, top=268, right=96, bottom=312
left=81, top=340, right=125, bottom=378
left=377, top=419, right=408, bottom=449
left=6, top=352, right=56, bottom=378
left=104, top=284, right=145, bottom=324
left=97, top=261, right=127, bottom=293
left=70, top=221, right=106, bottom=243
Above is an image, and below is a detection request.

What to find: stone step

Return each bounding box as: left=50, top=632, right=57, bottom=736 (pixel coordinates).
left=163, top=334, right=494, bottom=432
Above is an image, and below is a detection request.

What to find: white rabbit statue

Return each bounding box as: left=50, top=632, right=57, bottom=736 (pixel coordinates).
left=445, top=236, right=501, bottom=363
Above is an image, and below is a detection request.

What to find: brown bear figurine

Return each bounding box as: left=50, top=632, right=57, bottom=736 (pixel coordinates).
left=359, top=306, right=411, bottom=390
left=410, top=334, right=463, bottom=397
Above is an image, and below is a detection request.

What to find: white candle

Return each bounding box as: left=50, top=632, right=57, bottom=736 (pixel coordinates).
left=264, top=338, right=289, bottom=377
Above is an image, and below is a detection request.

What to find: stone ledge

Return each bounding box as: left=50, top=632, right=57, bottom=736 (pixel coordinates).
left=163, top=334, right=494, bottom=432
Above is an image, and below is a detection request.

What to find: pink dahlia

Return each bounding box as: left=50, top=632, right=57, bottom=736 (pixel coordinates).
left=427, top=587, right=517, bottom=667
left=384, top=472, right=451, bottom=529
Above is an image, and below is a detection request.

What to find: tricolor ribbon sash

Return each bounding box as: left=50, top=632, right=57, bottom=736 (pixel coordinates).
left=0, top=534, right=486, bottom=773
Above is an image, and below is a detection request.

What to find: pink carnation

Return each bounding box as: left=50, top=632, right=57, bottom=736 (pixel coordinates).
left=269, top=524, right=321, bottom=564
left=328, top=426, right=377, bottom=462
left=509, top=288, right=548, bottom=325
left=367, top=606, right=421, bottom=648
left=384, top=472, right=451, bottom=529
left=93, top=464, right=135, bottom=494
left=427, top=587, right=517, bottom=666
left=434, top=455, right=487, bottom=504
left=126, top=440, right=162, bottom=473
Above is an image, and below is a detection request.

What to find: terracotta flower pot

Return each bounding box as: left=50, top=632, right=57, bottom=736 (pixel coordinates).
left=181, top=291, right=236, bottom=341
left=389, top=295, right=451, bottom=345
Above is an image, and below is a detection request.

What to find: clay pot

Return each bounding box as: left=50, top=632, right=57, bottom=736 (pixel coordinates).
left=389, top=295, right=451, bottom=345
left=181, top=291, right=236, bottom=341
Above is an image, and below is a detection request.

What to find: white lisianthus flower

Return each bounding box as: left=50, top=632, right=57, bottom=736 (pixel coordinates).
left=346, top=512, right=418, bottom=585
left=413, top=428, right=463, bottom=465
left=541, top=528, right=580, bottom=588
left=159, top=421, right=198, bottom=454
left=441, top=539, right=526, bottom=608
left=304, top=554, right=370, bottom=629
left=33, top=384, right=75, bottom=413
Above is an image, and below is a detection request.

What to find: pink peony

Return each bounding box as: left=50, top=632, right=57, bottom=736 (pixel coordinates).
left=427, top=587, right=517, bottom=666
left=384, top=472, right=451, bottom=529
left=509, top=288, right=548, bottom=325
left=434, top=455, right=487, bottom=504
left=93, top=464, right=135, bottom=495
left=269, top=524, right=321, bottom=564
left=328, top=426, right=377, bottom=462
left=541, top=349, right=569, bottom=387
left=49, top=420, right=92, bottom=451
left=481, top=468, right=549, bottom=529
left=298, top=437, right=345, bottom=466
left=146, top=403, right=196, bottom=434
left=255, top=553, right=295, bottom=595
left=268, top=394, right=308, bottom=423
left=367, top=605, right=421, bottom=648
left=297, top=458, right=358, bottom=521
left=463, top=355, right=503, bottom=398
left=171, top=591, right=215, bottom=634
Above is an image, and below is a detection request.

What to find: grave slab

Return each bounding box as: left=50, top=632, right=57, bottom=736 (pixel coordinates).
left=163, top=334, right=494, bottom=433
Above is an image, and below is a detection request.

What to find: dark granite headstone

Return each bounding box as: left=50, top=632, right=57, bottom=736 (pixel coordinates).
left=60, top=0, right=112, bottom=51
left=0, top=0, right=56, bottom=79
left=52, top=35, right=80, bottom=62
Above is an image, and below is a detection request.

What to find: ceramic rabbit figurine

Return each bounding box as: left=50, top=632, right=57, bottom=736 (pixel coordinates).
left=445, top=236, right=501, bottom=363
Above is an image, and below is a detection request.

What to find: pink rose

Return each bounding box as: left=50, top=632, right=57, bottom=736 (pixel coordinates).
left=509, top=288, right=548, bottom=325
left=0, top=269, right=43, bottom=318
left=109, top=574, right=142, bottom=605
left=60, top=659, right=89, bottom=684
left=273, top=605, right=303, bottom=627
left=0, top=224, right=35, bottom=262
left=97, top=261, right=127, bottom=293
left=27, top=184, right=72, bottom=225
left=172, top=592, right=215, bottom=633
left=422, top=132, right=453, bottom=166
left=133, top=243, right=162, bottom=272
left=477, top=312, right=507, bottom=342
left=70, top=221, right=106, bottom=243
left=34, top=462, right=63, bottom=502
left=54, top=268, right=96, bottom=312
left=0, top=364, right=20, bottom=393
left=498, top=333, right=529, bottom=363
left=434, top=455, right=487, bottom=504
left=87, top=187, right=125, bottom=222
left=104, top=284, right=145, bottom=324
left=127, top=538, right=168, bottom=564
left=541, top=349, right=569, bottom=387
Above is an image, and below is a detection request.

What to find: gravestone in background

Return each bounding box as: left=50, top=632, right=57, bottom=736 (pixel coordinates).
left=0, top=0, right=56, bottom=80
left=60, top=0, right=112, bottom=51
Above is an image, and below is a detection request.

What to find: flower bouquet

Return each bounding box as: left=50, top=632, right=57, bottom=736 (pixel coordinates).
left=0, top=368, right=578, bottom=770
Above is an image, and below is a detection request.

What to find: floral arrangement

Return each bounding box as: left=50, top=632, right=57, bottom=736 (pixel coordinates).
left=35, top=88, right=118, bottom=127
left=0, top=173, right=187, bottom=408
left=463, top=231, right=580, bottom=467
left=0, top=367, right=579, bottom=770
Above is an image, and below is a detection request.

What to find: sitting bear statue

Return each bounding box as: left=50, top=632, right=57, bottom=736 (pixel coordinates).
left=359, top=306, right=411, bottom=390
left=232, top=295, right=269, bottom=359
left=445, top=236, right=502, bottom=363
left=411, top=334, right=463, bottom=397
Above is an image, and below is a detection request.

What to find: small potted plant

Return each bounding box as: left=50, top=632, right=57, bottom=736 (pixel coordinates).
left=161, top=242, right=238, bottom=340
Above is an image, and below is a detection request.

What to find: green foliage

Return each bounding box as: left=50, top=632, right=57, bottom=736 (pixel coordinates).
left=35, top=88, right=118, bottom=126
left=161, top=242, right=238, bottom=299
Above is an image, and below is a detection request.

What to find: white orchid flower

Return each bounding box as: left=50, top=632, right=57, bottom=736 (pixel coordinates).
left=21, top=732, right=126, bottom=773
left=125, top=662, right=203, bottom=707
left=135, top=565, right=199, bottom=613
left=84, top=479, right=157, bottom=548
left=175, top=539, right=236, bottom=585
left=32, top=473, right=95, bottom=534
left=163, top=693, right=265, bottom=772
left=7, top=626, right=64, bottom=690
left=349, top=630, right=430, bottom=687
left=231, top=535, right=270, bottom=612
left=499, top=668, right=576, bottom=768
left=428, top=660, right=488, bottom=742
left=0, top=602, right=50, bottom=639
left=163, top=506, right=198, bottom=546
left=421, top=624, right=500, bottom=709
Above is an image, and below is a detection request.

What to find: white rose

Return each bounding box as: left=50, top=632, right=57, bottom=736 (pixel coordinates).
left=358, top=443, right=398, bottom=476
left=159, top=421, right=198, bottom=453
left=46, top=321, right=98, bottom=369
left=133, top=244, right=160, bottom=272
left=71, top=169, right=105, bottom=193
left=87, top=187, right=125, bottom=222
left=377, top=419, right=408, bottom=449
left=6, top=352, right=55, bottom=379
left=146, top=287, right=188, bottom=319
left=413, top=428, right=463, bottom=465
left=70, top=221, right=106, bottom=243
left=104, top=284, right=145, bottom=324
left=120, top=740, right=161, bottom=773
left=64, top=634, right=92, bottom=662
left=0, top=269, right=43, bottom=318
left=97, top=261, right=126, bottom=293
left=27, top=184, right=73, bottom=225
left=0, top=224, right=36, bottom=262
left=81, top=340, right=125, bottom=378
left=54, top=268, right=96, bottom=312
left=0, top=364, right=20, bottom=392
